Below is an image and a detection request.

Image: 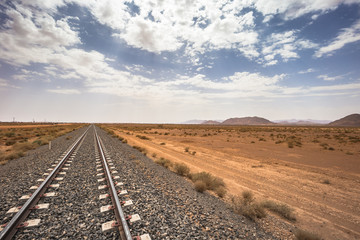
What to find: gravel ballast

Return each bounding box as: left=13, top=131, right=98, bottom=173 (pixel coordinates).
left=1, top=125, right=278, bottom=239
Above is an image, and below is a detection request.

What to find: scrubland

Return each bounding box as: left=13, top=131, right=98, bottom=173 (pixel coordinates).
left=100, top=123, right=360, bottom=240
left=0, top=123, right=84, bottom=165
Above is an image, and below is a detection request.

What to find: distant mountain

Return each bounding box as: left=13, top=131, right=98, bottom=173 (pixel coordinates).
left=222, top=116, right=273, bottom=125
left=275, top=119, right=330, bottom=125
left=202, top=120, right=221, bottom=125
left=181, top=120, right=206, bottom=124
left=328, top=114, right=360, bottom=127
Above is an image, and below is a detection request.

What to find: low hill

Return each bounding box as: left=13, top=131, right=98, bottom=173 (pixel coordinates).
left=328, top=114, right=360, bottom=127
left=202, top=120, right=221, bottom=125
left=222, top=116, right=273, bottom=125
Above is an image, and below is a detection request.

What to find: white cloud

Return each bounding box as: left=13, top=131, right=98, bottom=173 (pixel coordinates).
left=298, top=68, right=315, bottom=74
left=315, top=19, right=360, bottom=58
left=85, top=0, right=259, bottom=59
left=47, top=88, right=81, bottom=94
left=0, top=4, right=80, bottom=66
left=251, top=0, right=360, bottom=20
left=317, top=74, right=343, bottom=81
left=261, top=31, right=317, bottom=65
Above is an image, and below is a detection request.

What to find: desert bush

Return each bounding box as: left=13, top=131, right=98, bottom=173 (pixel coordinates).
left=5, top=140, right=16, bottom=146
left=295, top=229, right=321, bottom=240
left=184, top=147, right=189, bottom=152
left=230, top=191, right=266, bottom=220
left=174, top=163, right=190, bottom=176
left=152, top=153, right=157, bottom=158
left=132, top=146, right=147, bottom=155
left=214, top=186, right=227, bottom=198
left=5, top=132, right=15, bottom=137
left=13, top=142, right=35, bottom=152
left=136, top=135, right=151, bottom=140
left=322, top=179, right=330, bottom=185
left=261, top=200, right=296, bottom=221
left=160, top=142, right=166, bottom=145
left=194, top=180, right=207, bottom=193
left=190, top=172, right=225, bottom=191
left=33, top=140, right=42, bottom=145
left=155, top=158, right=172, bottom=169
left=191, top=151, right=196, bottom=155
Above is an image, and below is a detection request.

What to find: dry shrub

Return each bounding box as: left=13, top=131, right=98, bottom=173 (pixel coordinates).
left=132, top=145, right=147, bottom=155
left=261, top=200, right=296, bottom=221
left=230, top=191, right=266, bottom=221
left=194, top=180, right=207, bottom=193
left=174, top=163, right=190, bottom=176
left=5, top=140, right=16, bottom=146
left=295, top=229, right=321, bottom=240
left=214, top=186, right=227, bottom=198
left=155, top=158, right=172, bottom=169
left=190, top=171, right=225, bottom=191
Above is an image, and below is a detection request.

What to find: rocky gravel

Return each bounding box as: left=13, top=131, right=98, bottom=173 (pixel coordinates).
left=1, top=125, right=279, bottom=239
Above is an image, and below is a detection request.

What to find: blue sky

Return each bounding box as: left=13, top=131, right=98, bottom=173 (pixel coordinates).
left=0, top=0, right=359, bottom=123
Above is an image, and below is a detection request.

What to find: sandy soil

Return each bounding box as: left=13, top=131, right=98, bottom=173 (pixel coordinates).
left=0, top=124, right=68, bottom=129
left=106, top=125, right=360, bottom=240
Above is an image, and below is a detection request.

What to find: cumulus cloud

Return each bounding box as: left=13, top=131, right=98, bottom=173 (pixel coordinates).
left=261, top=31, right=317, bottom=65
left=0, top=4, right=80, bottom=66
left=315, top=19, right=360, bottom=58
left=251, top=0, right=360, bottom=20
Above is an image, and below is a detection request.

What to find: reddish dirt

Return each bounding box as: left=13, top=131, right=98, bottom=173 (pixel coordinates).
left=107, top=125, right=360, bottom=240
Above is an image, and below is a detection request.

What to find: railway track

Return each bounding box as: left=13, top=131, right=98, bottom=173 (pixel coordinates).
left=0, top=125, right=276, bottom=239
left=0, top=126, right=150, bottom=240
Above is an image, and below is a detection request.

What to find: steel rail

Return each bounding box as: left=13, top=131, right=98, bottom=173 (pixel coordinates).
left=0, top=126, right=91, bottom=240
left=94, top=128, right=132, bottom=240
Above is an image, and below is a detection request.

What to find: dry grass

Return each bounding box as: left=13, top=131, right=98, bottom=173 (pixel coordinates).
left=132, top=145, right=148, bottom=155
left=0, top=123, right=84, bottom=165
left=155, top=157, right=172, bottom=169
left=295, top=229, right=322, bottom=240
left=230, top=191, right=266, bottom=220
left=261, top=200, right=296, bottom=221
left=194, top=180, right=207, bottom=192
left=174, top=162, right=190, bottom=176
left=189, top=171, right=227, bottom=197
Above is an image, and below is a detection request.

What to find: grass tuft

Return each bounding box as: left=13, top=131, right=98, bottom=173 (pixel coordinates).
left=174, top=163, right=190, bottom=176
left=295, top=229, right=322, bottom=240
left=230, top=191, right=266, bottom=221
left=194, top=180, right=207, bottom=193
left=155, top=157, right=172, bottom=169
left=189, top=171, right=225, bottom=191
left=261, top=200, right=296, bottom=221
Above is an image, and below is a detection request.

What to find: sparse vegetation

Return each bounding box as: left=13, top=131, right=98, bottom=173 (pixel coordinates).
left=322, top=179, right=330, bottom=185
left=136, top=135, right=151, bottom=140
left=230, top=191, right=266, bottom=220
left=174, top=163, right=190, bottom=176
left=132, top=145, right=148, bottom=155
left=261, top=200, right=296, bottom=221
left=194, top=180, right=207, bottom=192
left=295, top=229, right=322, bottom=240
left=189, top=171, right=226, bottom=197
left=155, top=157, right=172, bottom=169
left=0, top=123, right=84, bottom=165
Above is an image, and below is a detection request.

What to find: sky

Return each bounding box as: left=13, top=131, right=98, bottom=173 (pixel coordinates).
left=0, top=0, right=360, bottom=123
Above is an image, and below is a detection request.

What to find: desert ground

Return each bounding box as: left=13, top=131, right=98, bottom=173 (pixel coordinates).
left=102, top=124, right=360, bottom=240
left=0, top=123, right=84, bottom=165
